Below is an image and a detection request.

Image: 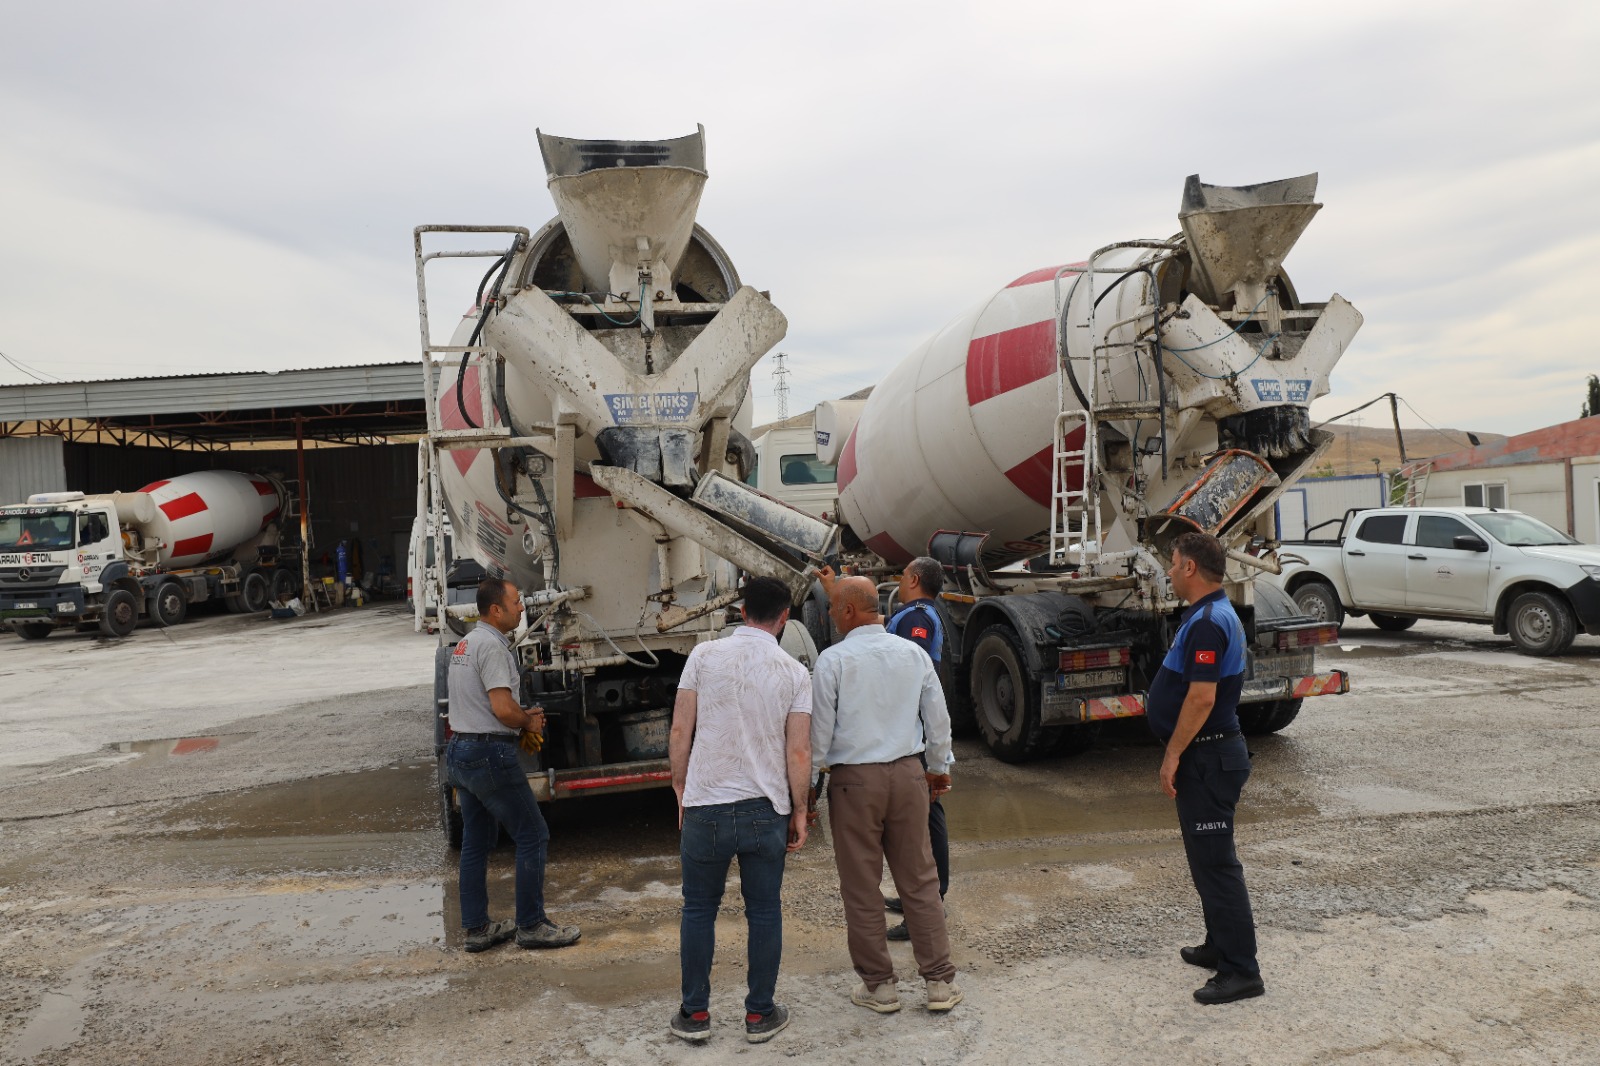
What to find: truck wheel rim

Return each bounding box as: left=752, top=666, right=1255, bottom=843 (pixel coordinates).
left=1517, top=605, right=1551, bottom=642
left=978, top=655, right=1018, bottom=733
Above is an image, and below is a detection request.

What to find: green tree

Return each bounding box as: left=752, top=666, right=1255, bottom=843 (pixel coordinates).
left=1584, top=374, right=1600, bottom=418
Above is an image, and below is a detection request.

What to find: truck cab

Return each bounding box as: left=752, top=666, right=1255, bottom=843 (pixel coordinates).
left=748, top=426, right=838, bottom=519
left=1273, top=506, right=1600, bottom=655
left=0, top=492, right=125, bottom=637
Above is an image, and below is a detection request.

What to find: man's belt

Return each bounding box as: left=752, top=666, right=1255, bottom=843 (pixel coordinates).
left=1191, top=730, right=1242, bottom=745
left=453, top=731, right=519, bottom=743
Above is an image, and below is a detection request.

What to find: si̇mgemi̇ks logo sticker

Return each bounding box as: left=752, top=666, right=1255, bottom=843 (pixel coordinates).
left=1194, top=650, right=1216, bottom=665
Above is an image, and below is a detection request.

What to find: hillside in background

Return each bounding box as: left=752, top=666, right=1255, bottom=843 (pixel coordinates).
left=1316, top=424, right=1505, bottom=477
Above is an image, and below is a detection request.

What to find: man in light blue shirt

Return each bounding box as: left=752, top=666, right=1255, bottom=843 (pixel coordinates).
left=811, top=576, right=960, bottom=1015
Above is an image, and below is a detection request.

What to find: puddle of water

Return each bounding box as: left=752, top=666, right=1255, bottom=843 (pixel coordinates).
left=117, top=881, right=444, bottom=960
left=943, top=782, right=1315, bottom=841
left=6, top=983, right=86, bottom=1062
left=1329, top=785, right=1470, bottom=816
left=157, top=762, right=435, bottom=839
left=118, top=732, right=253, bottom=758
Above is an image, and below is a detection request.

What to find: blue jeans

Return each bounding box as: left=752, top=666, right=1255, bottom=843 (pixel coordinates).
left=680, top=797, right=788, bottom=1016
left=446, top=737, right=550, bottom=931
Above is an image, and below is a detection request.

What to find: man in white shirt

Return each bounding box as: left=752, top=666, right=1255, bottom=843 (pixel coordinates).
left=667, top=577, right=813, bottom=1045
left=811, top=576, right=961, bottom=1014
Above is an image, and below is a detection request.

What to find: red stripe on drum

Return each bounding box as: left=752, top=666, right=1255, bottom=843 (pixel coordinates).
left=170, top=534, right=214, bottom=559
left=159, top=492, right=208, bottom=521
left=440, top=363, right=484, bottom=476
left=1005, top=262, right=1083, bottom=289
left=864, top=529, right=913, bottom=566
left=137, top=479, right=171, bottom=493
left=250, top=478, right=276, bottom=496
left=1001, top=426, right=1084, bottom=507
left=836, top=425, right=860, bottom=490
left=965, top=320, right=1056, bottom=406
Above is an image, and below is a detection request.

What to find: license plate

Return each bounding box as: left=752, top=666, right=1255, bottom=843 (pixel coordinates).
left=14, top=602, right=39, bottom=610
left=1055, top=667, right=1125, bottom=691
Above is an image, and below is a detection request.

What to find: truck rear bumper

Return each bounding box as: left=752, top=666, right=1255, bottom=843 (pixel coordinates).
left=525, top=758, right=673, bottom=801
left=0, top=586, right=87, bottom=621
left=1240, top=669, right=1350, bottom=703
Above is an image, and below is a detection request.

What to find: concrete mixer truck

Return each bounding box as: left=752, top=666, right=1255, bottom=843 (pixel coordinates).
left=413, top=127, right=832, bottom=837
left=806, top=173, right=1359, bottom=762
left=0, top=470, right=299, bottom=639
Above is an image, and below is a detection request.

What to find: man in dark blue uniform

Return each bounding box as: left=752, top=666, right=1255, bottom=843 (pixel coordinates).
left=882, top=556, right=951, bottom=942
left=1146, top=532, right=1264, bottom=1005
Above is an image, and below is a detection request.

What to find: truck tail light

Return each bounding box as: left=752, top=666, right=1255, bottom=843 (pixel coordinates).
left=1276, top=625, right=1339, bottom=650
left=1059, top=646, right=1131, bottom=671
left=407, top=576, right=413, bottom=599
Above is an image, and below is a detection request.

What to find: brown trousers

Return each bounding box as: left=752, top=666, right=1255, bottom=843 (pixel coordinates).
left=828, top=756, right=956, bottom=985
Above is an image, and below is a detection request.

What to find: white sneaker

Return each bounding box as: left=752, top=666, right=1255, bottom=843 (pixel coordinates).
left=925, top=979, right=963, bottom=1012
left=851, top=980, right=902, bottom=1013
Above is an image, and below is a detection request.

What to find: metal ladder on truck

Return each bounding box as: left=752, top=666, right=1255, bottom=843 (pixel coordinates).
left=1047, top=241, right=1179, bottom=569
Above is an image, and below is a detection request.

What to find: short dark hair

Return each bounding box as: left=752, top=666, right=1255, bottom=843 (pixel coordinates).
left=740, top=576, right=792, bottom=624
left=476, top=575, right=516, bottom=616
left=1172, top=532, right=1226, bottom=582
left=905, top=556, right=944, bottom=597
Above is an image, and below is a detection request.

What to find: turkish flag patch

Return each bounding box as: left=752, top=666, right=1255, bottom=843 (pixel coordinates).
left=911, top=626, right=929, bottom=639
left=1195, top=650, right=1216, bottom=665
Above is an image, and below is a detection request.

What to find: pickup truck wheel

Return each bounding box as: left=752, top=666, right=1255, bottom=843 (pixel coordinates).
left=1240, top=698, right=1303, bottom=735
left=971, top=624, right=1053, bottom=763
left=97, top=589, right=139, bottom=638
left=1291, top=582, right=1344, bottom=628
left=1508, top=590, right=1576, bottom=656
left=150, top=581, right=188, bottom=627
left=1369, top=613, right=1416, bottom=632
left=14, top=622, right=54, bottom=640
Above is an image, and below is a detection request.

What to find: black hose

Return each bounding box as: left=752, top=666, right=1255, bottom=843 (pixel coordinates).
left=455, top=242, right=521, bottom=430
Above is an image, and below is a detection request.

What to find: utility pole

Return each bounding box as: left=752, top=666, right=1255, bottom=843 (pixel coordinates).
left=772, top=351, right=791, bottom=420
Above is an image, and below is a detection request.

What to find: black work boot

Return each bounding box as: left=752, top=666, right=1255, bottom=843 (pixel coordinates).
left=1193, top=972, right=1265, bottom=1005
left=1180, top=942, right=1220, bottom=969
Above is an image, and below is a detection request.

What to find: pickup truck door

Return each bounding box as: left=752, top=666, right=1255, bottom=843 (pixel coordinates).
left=1404, top=513, right=1492, bottom=613
left=1344, top=512, right=1410, bottom=609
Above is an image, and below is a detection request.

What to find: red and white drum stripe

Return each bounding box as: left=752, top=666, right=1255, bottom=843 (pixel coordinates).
left=135, top=471, right=280, bottom=568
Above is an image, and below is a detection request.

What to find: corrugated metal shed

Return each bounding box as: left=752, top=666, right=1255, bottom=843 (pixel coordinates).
left=0, top=363, right=421, bottom=421
left=0, top=436, right=66, bottom=501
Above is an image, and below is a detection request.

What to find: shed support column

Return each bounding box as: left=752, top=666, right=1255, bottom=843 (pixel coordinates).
left=297, top=416, right=314, bottom=610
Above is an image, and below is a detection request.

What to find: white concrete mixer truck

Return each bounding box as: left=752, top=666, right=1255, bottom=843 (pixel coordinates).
left=413, top=128, right=833, bottom=839
left=806, top=174, right=1359, bottom=761
left=0, top=469, right=299, bottom=639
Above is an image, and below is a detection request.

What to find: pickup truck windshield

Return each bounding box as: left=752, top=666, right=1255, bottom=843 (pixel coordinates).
left=1474, top=513, right=1576, bottom=547
left=0, top=510, right=76, bottom=551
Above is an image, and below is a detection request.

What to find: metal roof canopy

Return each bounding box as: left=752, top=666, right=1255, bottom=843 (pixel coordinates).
left=0, top=363, right=426, bottom=449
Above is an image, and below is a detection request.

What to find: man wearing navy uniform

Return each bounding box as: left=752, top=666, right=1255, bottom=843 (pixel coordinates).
left=882, top=556, right=951, bottom=942
left=1147, top=532, right=1264, bottom=1005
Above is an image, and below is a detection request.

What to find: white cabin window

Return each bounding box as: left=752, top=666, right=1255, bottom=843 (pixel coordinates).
left=1462, top=482, right=1507, bottom=509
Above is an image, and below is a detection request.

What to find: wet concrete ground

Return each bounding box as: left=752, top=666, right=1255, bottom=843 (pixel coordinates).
left=1, top=609, right=1597, bottom=1064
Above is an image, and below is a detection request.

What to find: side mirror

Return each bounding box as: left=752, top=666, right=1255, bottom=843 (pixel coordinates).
left=1453, top=534, right=1489, bottom=552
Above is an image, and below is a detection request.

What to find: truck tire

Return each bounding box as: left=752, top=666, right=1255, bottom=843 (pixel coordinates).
left=240, top=570, right=272, bottom=613
left=942, top=665, right=977, bottom=736
left=1239, top=698, right=1303, bottom=735
left=970, top=623, right=1054, bottom=763
left=98, top=589, right=139, bottom=638
left=150, top=581, right=188, bottom=627
left=14, top=622, right=53, bottom=640
left=1507, top=590, right=1576, bottom=656
left=270, top=568, right=299, bottom=603
left=438, top=768, right=464, bottom=850
left=1291, top=581, right=1344, bottom=628
left=1369, top=612, right=1416, bottom=632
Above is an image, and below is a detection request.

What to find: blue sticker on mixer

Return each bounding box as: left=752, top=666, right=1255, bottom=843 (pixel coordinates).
left=1285, top=379, right=1312, bottom=402
left=604, top=392, right=697, bottom=425
left=1250, top=379, right=1282, bottom=402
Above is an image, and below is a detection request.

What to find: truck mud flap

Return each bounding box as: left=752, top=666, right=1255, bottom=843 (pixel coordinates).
left=527, top=758, right=672, bottom=801
left=1040, top=687, right=1146, bottom=725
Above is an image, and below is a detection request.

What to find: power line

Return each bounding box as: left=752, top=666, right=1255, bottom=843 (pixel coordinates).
left=0, top=348, right=61, bottom=383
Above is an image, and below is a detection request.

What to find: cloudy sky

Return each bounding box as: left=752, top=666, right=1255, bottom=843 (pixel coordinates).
left=1, top=1, right=1596, bottom=438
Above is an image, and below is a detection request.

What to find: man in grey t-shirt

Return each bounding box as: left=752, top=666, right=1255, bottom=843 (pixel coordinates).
left=445, top=576, right=580, bottom=953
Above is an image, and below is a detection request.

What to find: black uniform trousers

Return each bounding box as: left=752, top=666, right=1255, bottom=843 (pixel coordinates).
left=1173, top=735, right=1259, bottom=978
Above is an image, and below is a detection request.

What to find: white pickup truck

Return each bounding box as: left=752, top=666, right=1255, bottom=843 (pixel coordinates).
left=1269, top=506, right=1600, bottom=655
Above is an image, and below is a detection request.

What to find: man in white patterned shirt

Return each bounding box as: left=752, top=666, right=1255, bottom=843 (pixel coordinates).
left=667, top=576, right=813, bottom=1045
